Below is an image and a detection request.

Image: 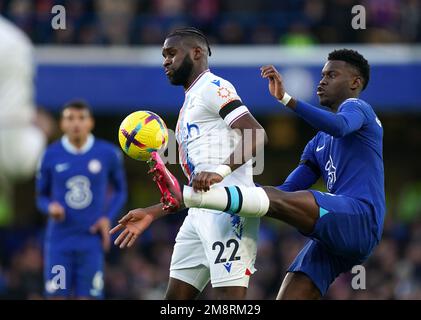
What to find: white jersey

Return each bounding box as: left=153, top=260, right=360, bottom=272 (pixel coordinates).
left=175, top=69, right=254, bottom=188
left=0, top=15, right=35, bottom=126
left=0, top=16, right=45, bottom=181
left=171, top=70, right=260, bottom=288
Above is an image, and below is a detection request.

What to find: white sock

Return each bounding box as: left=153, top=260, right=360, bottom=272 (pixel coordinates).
left=183, top=185, right=270, bottom=218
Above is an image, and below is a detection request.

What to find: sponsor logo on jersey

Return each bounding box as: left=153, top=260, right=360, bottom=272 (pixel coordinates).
left=325, top=155, right=337, bottom=192
left=186, top=122, right=200, bottom=138
left=65, top=175, right=93, bottom=209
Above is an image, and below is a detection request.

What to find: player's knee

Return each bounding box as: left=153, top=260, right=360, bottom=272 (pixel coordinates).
left=165, top=278, right=201, bottom=300
left=277, top=272, right=321, bottom=300
left=164, top=287, right=193, bottom=300
left=261, top=186, right=289, bottom=212
left=214, top=286, right=247, bottom=300
left=261, top=187, right=318, bottom=234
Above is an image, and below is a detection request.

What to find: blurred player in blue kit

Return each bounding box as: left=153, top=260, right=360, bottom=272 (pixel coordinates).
left=36, top=101, right=127, bottom=299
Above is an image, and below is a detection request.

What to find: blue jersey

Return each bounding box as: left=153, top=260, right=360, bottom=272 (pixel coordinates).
left=36, top=135, right=127, bottom=249
left=280, top=98, right=385, bottom=240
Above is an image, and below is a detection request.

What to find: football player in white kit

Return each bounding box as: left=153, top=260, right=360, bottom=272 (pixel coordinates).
left=111, top=27, right=266, bottom=299
left=0, top=16, right=46, bottom=222
left=0, top=16, right=46, bottom=180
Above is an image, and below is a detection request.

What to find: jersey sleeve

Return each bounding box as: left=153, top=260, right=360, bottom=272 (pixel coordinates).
left=299, top=136, right=321, bottom=176
left=105, top=147, right=127, bottom=221
left=202, top=78, right=250, bottom=127
left=35, top=150, right=52, bottom=215
left=300, top=136, right=317, bottom=164
left=276, top=136, right=321, bottom=191
left=294, top=99, right=368, bottom=138
left=276, top=164, right=320, bottom=192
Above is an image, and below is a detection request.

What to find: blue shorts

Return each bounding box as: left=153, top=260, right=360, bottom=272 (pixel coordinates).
left=44, top=241, right=104, bottom=299
left=287, top=191, right=379, bottom=296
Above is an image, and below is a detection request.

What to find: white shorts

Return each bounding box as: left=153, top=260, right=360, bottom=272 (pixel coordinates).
left=169, top=208, right=260, bottom=292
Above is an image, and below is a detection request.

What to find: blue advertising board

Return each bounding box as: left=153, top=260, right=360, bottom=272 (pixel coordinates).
left=36, top=60, right=421, bottom=114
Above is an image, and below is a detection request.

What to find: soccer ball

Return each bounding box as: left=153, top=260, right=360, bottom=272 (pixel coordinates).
left=118, top=111, right=168, bottom=161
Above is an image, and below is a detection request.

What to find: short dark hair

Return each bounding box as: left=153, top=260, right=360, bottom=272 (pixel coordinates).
left=61, top=100, right=93, bottom=117
left=328, top=49, right=370, bottom=90
left=166, top=27, right=212, bottom=57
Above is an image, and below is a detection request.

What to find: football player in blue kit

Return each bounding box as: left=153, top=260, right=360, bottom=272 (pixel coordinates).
left=36, top=100, right=127, bottom=299
left=181, top=49, right=386, bottom=299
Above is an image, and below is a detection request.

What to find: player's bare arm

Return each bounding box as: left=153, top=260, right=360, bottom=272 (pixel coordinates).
left=228, top=112, right=267, bottom=170
left=192, top=113, right=267, bottom=192
left=110, top=203, right=167, bottom=248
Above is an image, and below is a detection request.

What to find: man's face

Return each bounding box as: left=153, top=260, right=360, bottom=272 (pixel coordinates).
left=60, top=108, right=93, bottom=141
left=162, top=37, right=194, bottom=86
left=317, top=60, right=359, bottom=108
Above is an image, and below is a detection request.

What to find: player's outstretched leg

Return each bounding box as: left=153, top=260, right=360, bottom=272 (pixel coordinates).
left=183, top=185, right=270, bottom=216
left=183, top=185, right=319, bottom=234
left=147, top=151, right=182, bottom=212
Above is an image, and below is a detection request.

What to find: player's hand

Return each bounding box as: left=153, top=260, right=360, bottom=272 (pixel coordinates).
left=192, top=171, right=223, bottom=192
left=260, top=65, right=285, bottom=100
left=48, top=202, right=65, bottom=221
left=109, top=208, right=154, bottom=249
left=90, top=217, right=111, bottom=252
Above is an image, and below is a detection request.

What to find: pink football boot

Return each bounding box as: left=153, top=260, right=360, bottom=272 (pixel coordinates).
left=147, top=151, right=182, bottom=212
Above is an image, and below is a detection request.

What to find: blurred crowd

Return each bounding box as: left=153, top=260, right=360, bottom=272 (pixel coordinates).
left=0, top=0, right=420, bottom=45
left=1, top=212, right=421, bottom=299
